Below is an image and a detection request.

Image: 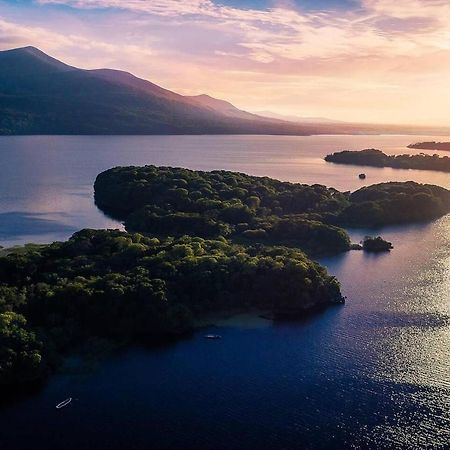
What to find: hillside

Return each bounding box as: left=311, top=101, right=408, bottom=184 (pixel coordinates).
left=2, top=46, right=448, bottom=136
left=0, top=46, right=322, bottom=135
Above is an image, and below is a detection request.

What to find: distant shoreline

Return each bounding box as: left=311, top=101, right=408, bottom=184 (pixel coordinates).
left=325, top=148, right=450, bottom=173
left=2, top=132, right=450, bottom=138
left=408, top=141, right=450, bottom=151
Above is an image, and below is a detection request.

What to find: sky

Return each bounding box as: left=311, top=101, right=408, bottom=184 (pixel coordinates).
left=1, top=0, right=450, bottom=126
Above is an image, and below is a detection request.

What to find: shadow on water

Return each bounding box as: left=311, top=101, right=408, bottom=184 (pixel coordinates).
left=345, top=220, right=434, bottom=241
left=271, top=303, right=345, bottom=327
left=0, top=212, right=78, bottom=239
left=0, top=331, right=198, bottom=411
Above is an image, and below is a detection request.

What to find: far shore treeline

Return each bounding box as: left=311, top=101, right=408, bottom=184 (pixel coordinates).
left=408, top=141, right=450, bottom=151
left=1, top=165, right=450, bottom=391
left=325, top=148, right=450, bottom=173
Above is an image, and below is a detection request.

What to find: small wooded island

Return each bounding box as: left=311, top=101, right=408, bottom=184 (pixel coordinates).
left=362, top=236, right=393, bottom=252
left=408, top=141, right=450, bottom=151
left=2, top=165, right=450, bottom=390
left=325, top=148, right=450, bottom=173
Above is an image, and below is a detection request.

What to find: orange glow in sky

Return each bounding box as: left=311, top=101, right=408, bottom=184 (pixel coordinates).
left=2, top=0, right=450, bottom=126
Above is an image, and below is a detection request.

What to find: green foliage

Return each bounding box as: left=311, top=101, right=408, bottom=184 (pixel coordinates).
left=339, top=182, right=450, bottom=227
left=95, top=165, right=348, bottom=218
left=0, top=312, right=45, bottom=386
left=96, top=166, right=450, bottom=250
left=241, top=229, right=268, bottom=239
left=0, top=286, right=27, bottom=312
left=0, top=229, right=344, bottom=388
left=126, top=208, right=232, bottom=238
left=94, top=165, right=351, bottom=254
left=362, top=236, right=393, bottom=252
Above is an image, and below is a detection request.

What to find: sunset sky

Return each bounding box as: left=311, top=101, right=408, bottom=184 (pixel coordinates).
left=1, top=0, right=450, bottom=126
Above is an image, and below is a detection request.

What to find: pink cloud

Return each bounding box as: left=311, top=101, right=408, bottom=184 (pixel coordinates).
left=1, top=0, right=450, bottom=125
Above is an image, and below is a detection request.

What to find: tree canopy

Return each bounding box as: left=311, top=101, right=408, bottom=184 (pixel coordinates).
left=0, top=229, right=343, bottom=388
left=95, top=165, right=450, bottom=236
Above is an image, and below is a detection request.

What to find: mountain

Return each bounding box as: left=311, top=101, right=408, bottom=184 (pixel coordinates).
left=1, top=47, right=449, bottom=136
left=255, top=111, right=344, bottom=124
left=185, top=94, right=269, bottom=121
left=0, top=46, right=325, bottom=135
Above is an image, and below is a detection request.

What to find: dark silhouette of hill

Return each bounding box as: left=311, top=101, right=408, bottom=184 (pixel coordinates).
left=1, top=47, right=449, bottom=136
left=0, top=46, right=319, bottom=135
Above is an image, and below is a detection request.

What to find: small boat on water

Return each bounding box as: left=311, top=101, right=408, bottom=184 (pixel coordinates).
left=204, top=334, right=222, bottom=340
left=359, top=173, right=366, bottom=179
left=56, top=398, right=72, bottom=409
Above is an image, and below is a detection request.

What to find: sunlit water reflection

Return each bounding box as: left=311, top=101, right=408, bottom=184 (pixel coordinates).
left=321, top=217, right=450, bottom=447
left=0, top=135, right=450, bottom=449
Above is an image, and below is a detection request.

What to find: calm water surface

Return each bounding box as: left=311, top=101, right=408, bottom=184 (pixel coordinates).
left=2, top=134, right=450, bottom=246
left=1, top=135, right=450, bottom=449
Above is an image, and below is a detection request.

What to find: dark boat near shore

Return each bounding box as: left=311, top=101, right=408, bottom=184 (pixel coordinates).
left=359, top=173, right=366, bottom=179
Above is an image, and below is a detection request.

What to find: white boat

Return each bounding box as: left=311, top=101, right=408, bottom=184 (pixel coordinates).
left=56, top=398, right=72, bottom=409
left=204, top=334, right=221, bottom=339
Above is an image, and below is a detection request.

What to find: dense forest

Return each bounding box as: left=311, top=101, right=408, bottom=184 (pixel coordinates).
left=95, top=165, right=450, bottom=235
left=0, top=229, right=343, bottom=388
left=340, top=182, right=450, bottom=227
left=325, top=148, right=450, bottom=173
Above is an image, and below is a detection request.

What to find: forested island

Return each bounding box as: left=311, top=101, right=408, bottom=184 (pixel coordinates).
left=95, top=165, right=450, bottom=233
left=325, top=148, right=450, bottom=173
left=0, top=230, right=343, bottom=388
left=362, top=236, right=393, bottom=252
left=408, top=141, right=450, bottom=151
left=2, top=165, right=450, bottom=390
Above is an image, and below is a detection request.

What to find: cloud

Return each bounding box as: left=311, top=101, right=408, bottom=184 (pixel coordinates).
left=0, top=16, right=74, bottom=49
left=34, top=0, right=450, bottom=62
left=0, top=15, right=155, bottom=69
left=363, top=0, right=450, bottom=19
left=2, top=0, right=450, bottom=125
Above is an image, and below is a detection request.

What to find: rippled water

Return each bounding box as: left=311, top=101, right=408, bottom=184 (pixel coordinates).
left=0, top=135, right=449, bottom=449
left=322, top=220, right=450, bottom=448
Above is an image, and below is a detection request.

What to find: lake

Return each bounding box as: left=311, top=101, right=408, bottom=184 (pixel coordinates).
left=0, top=135, right=449, bottom=449
left=2, top=134, right=450, bottom=247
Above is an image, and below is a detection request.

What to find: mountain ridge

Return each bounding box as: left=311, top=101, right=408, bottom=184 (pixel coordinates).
left=0, top=46, right=320, bottom=135
left=1, top=46, right=449, bottom=136
left=255, top=110, right=344, bottom=124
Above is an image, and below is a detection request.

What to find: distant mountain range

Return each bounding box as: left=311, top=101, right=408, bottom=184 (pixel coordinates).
left=0, top=46, right=448, bottom=136
left=254, top=111, right=344, bottom=124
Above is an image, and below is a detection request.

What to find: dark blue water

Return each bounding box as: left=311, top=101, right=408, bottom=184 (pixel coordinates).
left=1, top=136, right=449, bottom=449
